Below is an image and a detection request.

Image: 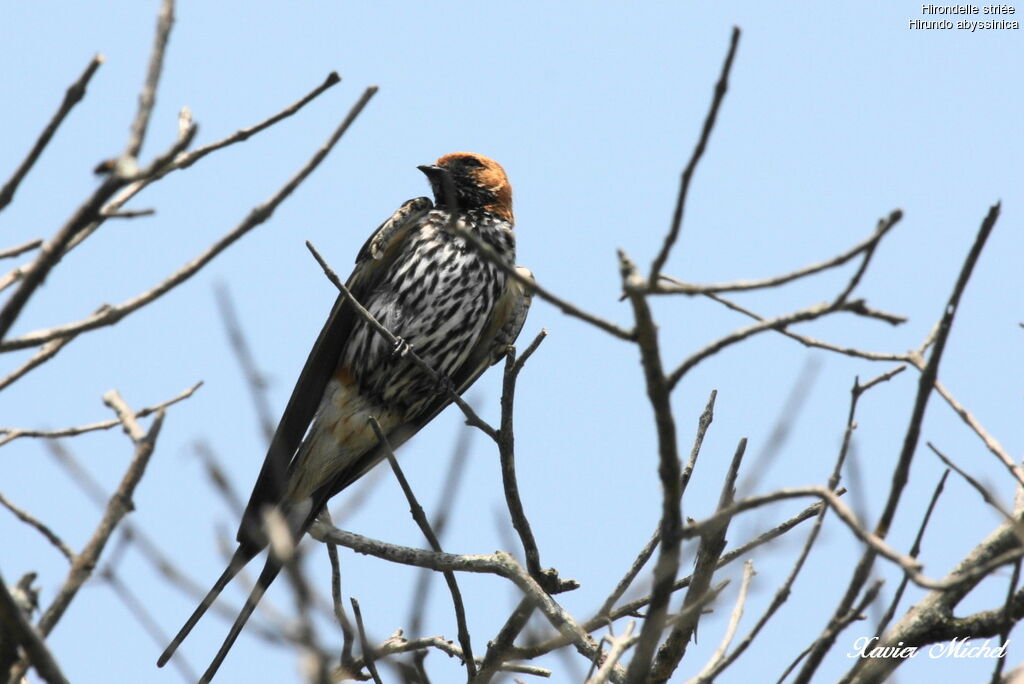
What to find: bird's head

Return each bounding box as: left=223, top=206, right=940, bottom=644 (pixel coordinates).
left=418, top=152, right=513, bottom=224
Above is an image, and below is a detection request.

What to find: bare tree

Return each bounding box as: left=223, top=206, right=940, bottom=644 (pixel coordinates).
left=1, top=4, right=1019, bottom=684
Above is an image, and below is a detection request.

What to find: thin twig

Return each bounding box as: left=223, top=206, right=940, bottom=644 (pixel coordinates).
left=618, top=250, right=683, bottom=684
left=340, top=633, right=553, bottom=681
left=666, top=298, right=903, bottom=391
left=687, top=560, right=756, bottom=684
left=511, top=496, right=834, bottom=662
left=98, top=567, right=197, bottom=682
left=0, top=381, right=201, bottom=446
left=650, top=438, right=746, bottom=681
left=369, top=417, right=477, bottom=679
left=105, top=208, right=155, bottom=219
left=0, top=330, right=79, bottom=392
left=324, top=528, right=356, bottom=671
left=57, top=71, right=341, bottom=259
left=498, top=334, right=571, bottom=594
left=215, top=282, right=275, bottom=442
left=654, top=210, right=901, bottom=295
left=8, top=401, right=164, bottom=681
left=123, top=0, right=175, bottom=161
left=696, top=368, right=887, bottom=682
left=0, top=240, right=44, bottom=261
left=192, top=440, right=246, bottom=517
left=45, top=441, right=284, bottom=642
left=0, top=491, right=75, bottom=563
left=0, top=87, right=376, bottom=352
left=795, top=201, right=1002, bottom=683
left=702, top=292, right=910, bottom=363
left=927, top=443, right=1014, bottom=521
left=587, top=622, right=637, bottom=684
left=599, top=390, right=717, bottom=621
left=990, top=560, right=1021, bottom=684
left=308, top=523, right=617, bottom=678
left=473, top=597, right=536, bottom=683
left=648, top=26, right=740, bottom=284
left=873, top=470, right=949, bottom=637
left=350, top=598, right=383, bottom=684
left=781, top=581, right=884, bottom=684
left=0, top=55, right=104, bottom=212
left=408, top=427, right=473, bottom=640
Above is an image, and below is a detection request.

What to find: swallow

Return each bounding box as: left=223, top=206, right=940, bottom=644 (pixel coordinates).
left=158, top=152, right=533, bottom=682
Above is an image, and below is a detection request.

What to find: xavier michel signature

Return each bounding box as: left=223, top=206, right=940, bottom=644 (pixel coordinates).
left=848, top=636, right=1008, bottom=660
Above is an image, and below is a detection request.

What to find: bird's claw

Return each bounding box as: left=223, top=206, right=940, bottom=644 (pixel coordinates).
left=390, top=338, right=412, bottom=359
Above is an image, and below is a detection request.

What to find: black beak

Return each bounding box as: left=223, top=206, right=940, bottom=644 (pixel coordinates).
left=417, top=164, right=447, bottom=179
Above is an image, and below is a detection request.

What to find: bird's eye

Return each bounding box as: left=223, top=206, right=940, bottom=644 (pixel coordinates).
left=459, top=157, right=484, bottom=168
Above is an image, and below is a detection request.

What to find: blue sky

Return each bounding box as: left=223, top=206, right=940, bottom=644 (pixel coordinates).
left=1, top=2, right=1021, bottom=682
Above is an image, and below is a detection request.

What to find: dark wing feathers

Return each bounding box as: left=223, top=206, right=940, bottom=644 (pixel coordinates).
left=236, top=197, right=433, bottom=548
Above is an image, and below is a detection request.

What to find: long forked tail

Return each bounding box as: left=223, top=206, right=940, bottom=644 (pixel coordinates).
left=157, top=545, right=258, bottom=668
left=198, top=555, right=284, bottom=683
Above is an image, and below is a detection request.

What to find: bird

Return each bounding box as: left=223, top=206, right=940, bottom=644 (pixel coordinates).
left=157, top=152, right=533, bottom=682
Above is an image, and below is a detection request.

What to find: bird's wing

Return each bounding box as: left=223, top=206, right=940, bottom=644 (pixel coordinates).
left=316, top=264, right=536, bottom=501
left=236, top=197, right=433, bottom=548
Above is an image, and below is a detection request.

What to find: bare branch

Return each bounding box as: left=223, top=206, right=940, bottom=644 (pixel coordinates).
left=0, top=491, right=75, bottom=563
left=927, top=443, right=1014, bottom=521
left=350, top=598, right=383, bottom=684
left=98, top=567, right=197, bottom=682
left=702, top=292, right=910, bottom=363
left=516, top=496, right=834, bottom=662
left=655, top=210, right=901, bottom=295
left=0, top=240, right=44, bottom=261
left=648, top=27, right=740, bottom=284
left=342, top=633, right=553, bottom=681
left=308, top=523, right=617, bottom=679
left=0, top=381, right=201, bottom=446
left=0, top=119, right=197, bottom=344
left=0, top=87, right=376, bottom=352
left=408, top=428, right=473, bottom=639
left=473, top=598, right=536, bottom=683
left=105, top=208, right=155, bottom=219
left=0, top=55, right=104, bottom=213
left=796, top=201, right=1002, bottom=682
left=599, top=390, right=717, bottom=620
left=215, top=283, right=275, bottom=442
left=370, top=416, right=477, bottom=679
left=874, top=470, right=949, bottom=637
left=618, top=249, right=684, bottom=684
left=666, top=298, right=903, bottom=390
left=785, top=580, right=884, bottom=683
left=586, top=622, right=637, bottom=684
left=7, top=401, right=165, bottom=682
left=687, top=560, right=755, bottom=684
left=650, top=438, right=746, bottom=681
left=498, top=335, right=573, bottom=594
left=931, top=378, right=1023, bottom=489
left=33, top=405, right=163, bottom=637
left=56, top=71, right=341, bottom=260
left=123, top=0, right=175, bottom=161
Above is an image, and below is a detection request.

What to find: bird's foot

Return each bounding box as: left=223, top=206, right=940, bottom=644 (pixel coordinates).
left=390, top=337, right=413, bottom=359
